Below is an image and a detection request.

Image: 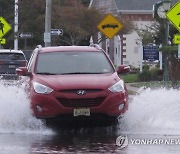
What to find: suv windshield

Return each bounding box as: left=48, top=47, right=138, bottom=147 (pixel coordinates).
left=35, top=52, right=114, bottom=74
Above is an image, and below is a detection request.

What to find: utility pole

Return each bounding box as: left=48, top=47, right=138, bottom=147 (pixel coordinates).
left=163, top=20, right=170, bottom=82
left=14, top=0, right=18, bottom=50
left=44, top=0, right=52, bottom=47
left=162, top=0, right=171, bottom=83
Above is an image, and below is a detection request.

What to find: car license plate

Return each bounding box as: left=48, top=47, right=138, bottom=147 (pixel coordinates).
left=73, top=108, right=90, bottom=117
left=9, top=65, right=16, bottom=68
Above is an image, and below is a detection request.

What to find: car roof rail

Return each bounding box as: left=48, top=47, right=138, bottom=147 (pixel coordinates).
left=36, top=45, right=42, bottom=52
left=89, top=44, right=102, bottom=50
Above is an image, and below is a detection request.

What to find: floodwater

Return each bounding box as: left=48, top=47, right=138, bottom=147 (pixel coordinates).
left=0, top=81, right=180, bottom=154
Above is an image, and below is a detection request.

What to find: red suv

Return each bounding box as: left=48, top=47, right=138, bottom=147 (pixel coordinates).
left=16, top=45, right=129, bottom=125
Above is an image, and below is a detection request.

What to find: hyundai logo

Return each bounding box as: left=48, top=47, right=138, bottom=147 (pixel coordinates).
left=76, top=90, right=86, bottom=95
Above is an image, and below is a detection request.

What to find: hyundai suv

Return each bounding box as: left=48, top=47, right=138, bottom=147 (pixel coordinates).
left=0, top=49, right=27, bottom=80
left=16, top=45, right=130, bottom=125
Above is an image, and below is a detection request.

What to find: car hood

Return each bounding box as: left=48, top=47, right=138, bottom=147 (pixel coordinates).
left=34, top=73, right=120, bottom=91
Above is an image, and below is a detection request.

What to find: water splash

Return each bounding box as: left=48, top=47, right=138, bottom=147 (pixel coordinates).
left=120, top=88, right=180, bottom=135
left=0, top=80, right=52, bottom=134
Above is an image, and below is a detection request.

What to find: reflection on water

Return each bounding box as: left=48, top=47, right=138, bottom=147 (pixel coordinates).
left=31, top=127, right=121, bottom=153
left=0, top=126, right=122, bottom=154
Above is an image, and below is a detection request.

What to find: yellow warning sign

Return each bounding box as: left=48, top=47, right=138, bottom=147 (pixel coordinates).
left=173, top=34, right=180, bottom=44
left=97, top=14, right=123, bottom=39
left=0, top=16, right=12, bottom=38
left=0, top=38, right=6, bottom=44
left=166, top=1, right=180, bottom=32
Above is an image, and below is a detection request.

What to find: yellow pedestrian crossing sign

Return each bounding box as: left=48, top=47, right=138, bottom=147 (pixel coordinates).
left=0, top=16, right=12, bottom=38
left=166, top=1, right=180, bottom=32
left=97, top=14, right=123, bottom=39
left=0, top=38, right=6, bottom=44
left=173, top=34, right=180, bottom=44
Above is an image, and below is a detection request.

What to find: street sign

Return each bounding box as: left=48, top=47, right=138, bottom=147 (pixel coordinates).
left=18, top=33, right=33, bottom=38
left=173, top=34, right=180, bottom=44
left=51, top=29, right=63, bottom=36
left=18, top=32, right=33, bottom=38
left=44, top=32, right=51, bottom=43
left=0, top=16, right=12, bottom=38
left=0, top=38, right=6, bottom=44
left=97, top=14, right=123, bottom=39
left=166, top=1, right=180, bottom=32
left=143, top=45, right=159, bottom=61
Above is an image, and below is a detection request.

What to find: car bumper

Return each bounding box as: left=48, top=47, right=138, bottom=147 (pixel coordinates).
left=31, top=90, right=128, bottom=119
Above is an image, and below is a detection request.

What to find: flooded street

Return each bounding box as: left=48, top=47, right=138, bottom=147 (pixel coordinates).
left=2, top=131, right=180, bottom=154
left=0, top=81, right=180, bottom=153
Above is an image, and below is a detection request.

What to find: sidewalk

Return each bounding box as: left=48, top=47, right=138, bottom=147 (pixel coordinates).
left=126, top=83, right=140, bottom=95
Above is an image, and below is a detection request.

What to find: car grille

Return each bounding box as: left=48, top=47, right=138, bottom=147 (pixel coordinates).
left=57, top=97, right=106, bottom=107
left=59, top=89, right=103, bottom=93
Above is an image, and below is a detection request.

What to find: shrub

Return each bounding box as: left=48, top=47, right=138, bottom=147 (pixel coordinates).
left=138, top=70, right=151, bottom=81
left=138, top=66, right=163, bottom=81
left=150, top=68, right=163, bottom=81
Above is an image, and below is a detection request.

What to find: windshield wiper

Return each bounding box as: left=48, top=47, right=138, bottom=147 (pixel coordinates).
left=36, top=72, right=57, bottom=75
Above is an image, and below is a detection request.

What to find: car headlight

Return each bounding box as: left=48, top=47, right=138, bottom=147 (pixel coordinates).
left=33, top=82, right=53, bottom=94
left=108, top=80, right=124, bottom=93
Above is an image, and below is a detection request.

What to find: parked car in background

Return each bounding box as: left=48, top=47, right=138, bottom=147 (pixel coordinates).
left=0, top=49, right=27, bottom=80
left=16, top=45, right=130, bottom=126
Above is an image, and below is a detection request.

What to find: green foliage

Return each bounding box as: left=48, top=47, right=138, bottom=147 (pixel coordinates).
left=121, top=73, right=139, bottom=83
left=160, top=45, right=178, bottom=54
left=138, top=65, right=163, bottom=82
left=137, top=19, right=179, bottom=46
left=138, top=69, right=151, bottom=81
left=122, top=65, right=163, bottom=83
left=149, top=67, right=163, bottom=81
left=143, top=64, right=150, bottom=71
left=153, top=19, right=178, bottom=45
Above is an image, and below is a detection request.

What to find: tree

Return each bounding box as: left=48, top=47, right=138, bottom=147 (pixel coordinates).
left=52, top=0, right=102, bottom=45
left=1, top=0, right=132, bottom=48
left=18, top=0, right=45, bottom=49
left=136, top=23, right=156, bottom=45
left=117, top=18, right=134, bottom=35
left=137, top=18, right=179, bottom=46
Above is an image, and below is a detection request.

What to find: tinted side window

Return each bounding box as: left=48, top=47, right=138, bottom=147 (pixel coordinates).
left=0, top=53, right=25, bottom=60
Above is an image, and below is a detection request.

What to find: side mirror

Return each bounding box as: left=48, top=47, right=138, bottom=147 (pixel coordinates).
left=117, top=65, right=130, bottom=74
left=16, top=67, right=29, bottom=76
